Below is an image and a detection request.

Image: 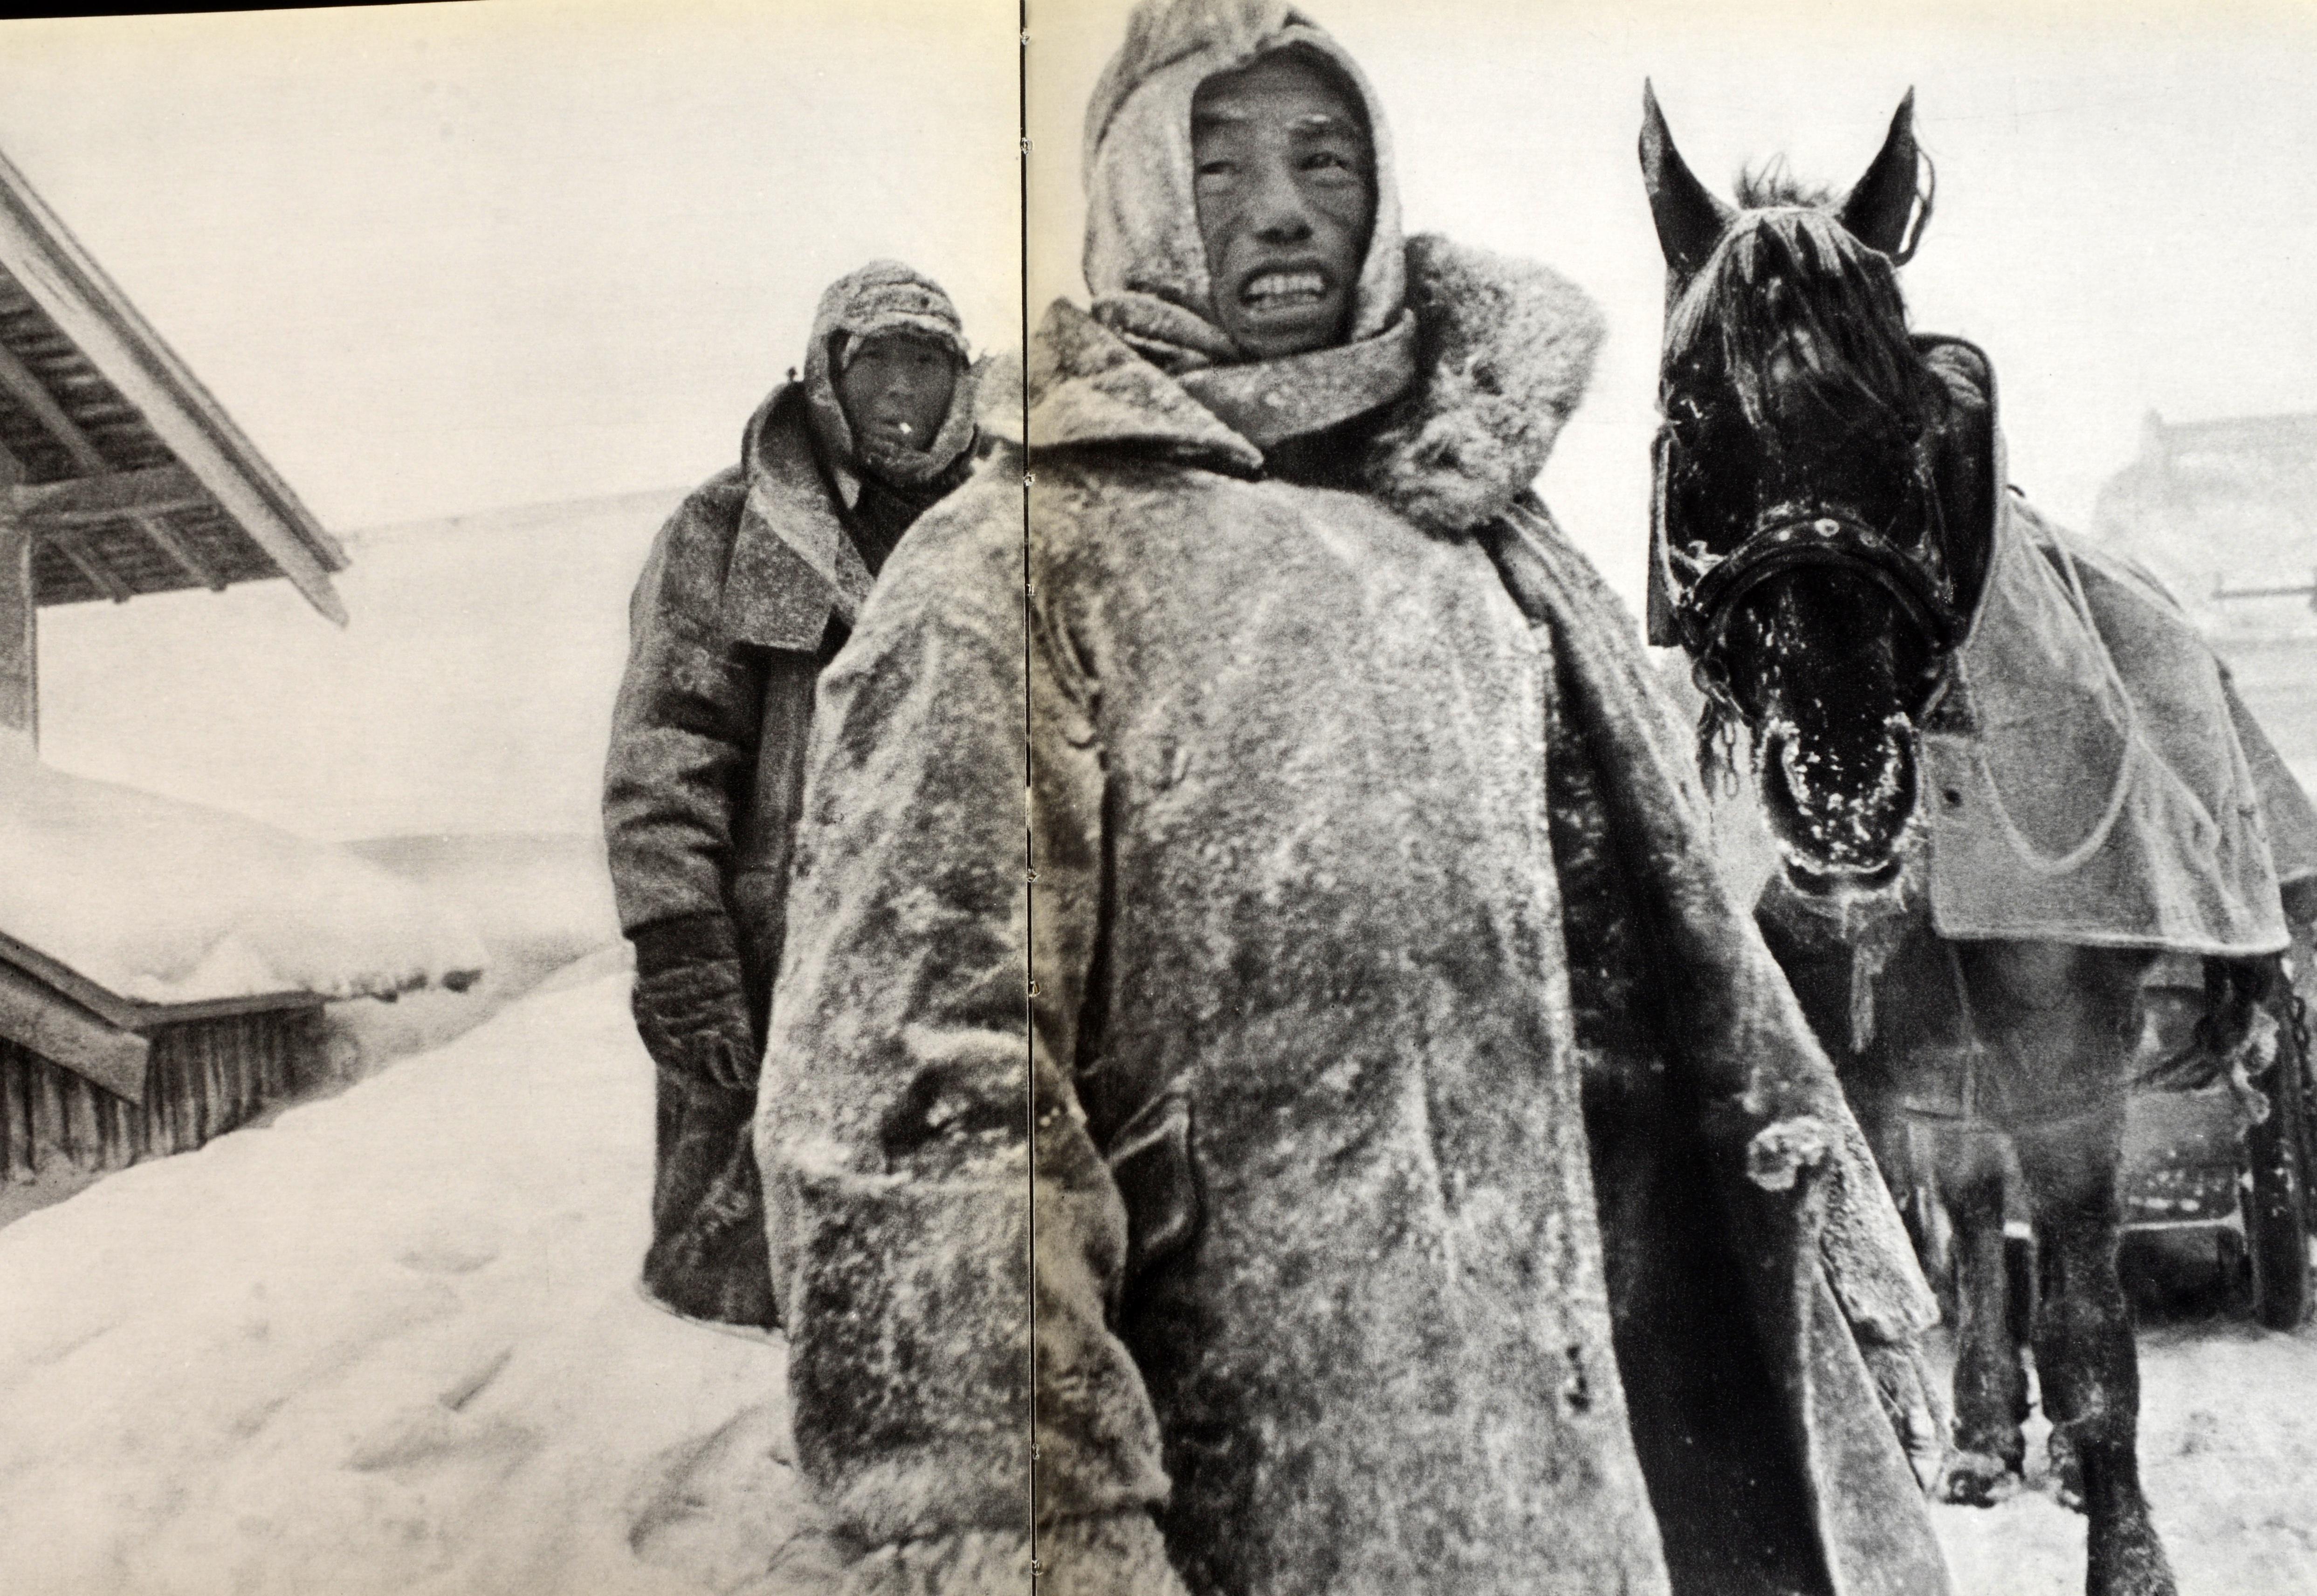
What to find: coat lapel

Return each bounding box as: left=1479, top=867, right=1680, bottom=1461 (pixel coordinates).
left=722, top=385, right=873, bottom=651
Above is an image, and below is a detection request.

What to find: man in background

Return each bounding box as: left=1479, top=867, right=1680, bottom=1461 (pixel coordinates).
left=603, top=261, right=978, bottom=1331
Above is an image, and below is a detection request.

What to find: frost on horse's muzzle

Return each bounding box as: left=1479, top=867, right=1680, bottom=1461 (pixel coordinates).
left=1648, top=425, right=1959, bottom=887
left=1759, top=709, right=1920, bottom=890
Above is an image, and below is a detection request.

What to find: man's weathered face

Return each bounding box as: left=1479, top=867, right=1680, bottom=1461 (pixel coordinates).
left=835, top=333, right=959, bottom=454
left=1191, top=50, right=1375, bottom=360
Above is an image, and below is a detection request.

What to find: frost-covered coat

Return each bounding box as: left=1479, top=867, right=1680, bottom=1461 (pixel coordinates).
left=759, top=232, right=1949, bottom=1596
left=605, top=347, right=973, bottom=1326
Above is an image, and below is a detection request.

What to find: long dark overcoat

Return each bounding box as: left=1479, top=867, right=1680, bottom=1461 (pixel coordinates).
left=605, top=379, right=934, bottom=1327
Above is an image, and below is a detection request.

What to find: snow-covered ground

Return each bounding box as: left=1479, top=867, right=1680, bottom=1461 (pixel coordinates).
left=4, top=960, right=2315, bottom=1594
left=324, top=832, right=623, bottom=1084
left=0, top=956, right=834, bottom=1596
left=1931, top=1307, right=2317, bottom=1595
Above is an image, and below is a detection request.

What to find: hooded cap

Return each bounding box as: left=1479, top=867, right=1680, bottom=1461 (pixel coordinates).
left=1083, top=0, right=1415, bottom=446
left=802, top=260, right=979, bottom=496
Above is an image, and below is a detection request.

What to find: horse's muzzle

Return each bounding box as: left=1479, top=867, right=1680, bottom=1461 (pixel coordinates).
left=1760, top=714, right=1920, bottom=885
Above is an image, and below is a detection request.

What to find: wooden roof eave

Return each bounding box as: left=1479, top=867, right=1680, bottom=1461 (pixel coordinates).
left=0, top=924, right=322, bottom=1034
left=0, top=956, right=147, bottom=1101
left=0, top=148, right=348, bottom=625
left=0, top=940, right=326, bottom=1108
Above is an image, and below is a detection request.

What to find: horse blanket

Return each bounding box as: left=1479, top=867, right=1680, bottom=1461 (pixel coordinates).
left=1919, top=485, right=2317, bottom=955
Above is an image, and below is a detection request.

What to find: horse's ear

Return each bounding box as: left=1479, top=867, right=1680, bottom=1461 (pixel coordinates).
left=1839, top=90, right=1925, bottom=259
left=1640, top=81, right=1733, bottom=281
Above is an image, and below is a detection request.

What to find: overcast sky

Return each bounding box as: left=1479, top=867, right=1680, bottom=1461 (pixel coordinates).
left=1034, top=0, right=2317, bottom=605
left=2, top=1, right=2314, bottom=601
left=0, top=0, right=1021, bottom=533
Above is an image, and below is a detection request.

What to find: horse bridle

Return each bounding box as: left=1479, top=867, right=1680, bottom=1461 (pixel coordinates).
left=1647, top=423, right=1966, bottom=717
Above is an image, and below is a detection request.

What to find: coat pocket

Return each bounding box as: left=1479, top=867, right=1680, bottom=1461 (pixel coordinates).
left=1104, top=1090, right=1200, bottom=1283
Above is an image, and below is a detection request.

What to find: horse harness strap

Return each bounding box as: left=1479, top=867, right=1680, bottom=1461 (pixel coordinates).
left=1646, top=331, right=2003, bottom=707
left=1937, top=941, right=1992, bottom=1128
left=1668, top=495, right=1966, bottom=676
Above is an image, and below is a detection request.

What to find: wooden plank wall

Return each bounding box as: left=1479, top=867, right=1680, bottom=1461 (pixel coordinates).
left=0, top=1005, right=323, bottom=1183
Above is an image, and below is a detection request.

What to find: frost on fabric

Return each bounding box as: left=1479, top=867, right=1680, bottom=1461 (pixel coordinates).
left=0, top=751, right=486, bottom=1005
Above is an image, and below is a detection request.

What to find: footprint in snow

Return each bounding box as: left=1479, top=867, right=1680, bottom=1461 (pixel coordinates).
left=396, top=1233, right=499, bottom=1275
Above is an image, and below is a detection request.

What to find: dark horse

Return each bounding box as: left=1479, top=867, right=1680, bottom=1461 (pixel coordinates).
left=1633, top=88, right=2279, bottom=1596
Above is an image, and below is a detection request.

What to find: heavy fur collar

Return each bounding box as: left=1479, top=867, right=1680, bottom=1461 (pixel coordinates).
left=1022, top=233, right=1604, bottom=537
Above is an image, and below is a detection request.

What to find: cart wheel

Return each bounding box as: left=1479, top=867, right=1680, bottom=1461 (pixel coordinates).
left=2245, top=1025, right=2313, bottom=1330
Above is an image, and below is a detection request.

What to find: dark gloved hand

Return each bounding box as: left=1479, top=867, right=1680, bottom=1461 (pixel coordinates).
left=630, top=915, right=759, bottom=1092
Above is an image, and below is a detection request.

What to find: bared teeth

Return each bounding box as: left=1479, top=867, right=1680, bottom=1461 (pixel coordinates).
left=1244, top=270, right=1327, bottom=305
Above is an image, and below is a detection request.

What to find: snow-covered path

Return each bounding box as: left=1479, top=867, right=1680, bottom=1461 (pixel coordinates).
left=0, top=958, right=833, bottom=1596
left=1932, top=1312, right=2317, bottom=1595
left=5, top=960, right=2317, bottom=1594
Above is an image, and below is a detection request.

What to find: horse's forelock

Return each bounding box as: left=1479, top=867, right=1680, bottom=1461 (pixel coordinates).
left=1664, top=206, right=1938, bottom=438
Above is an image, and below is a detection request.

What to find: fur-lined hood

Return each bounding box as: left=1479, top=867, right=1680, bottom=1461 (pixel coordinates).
left=1018, top=232, right=1605, bottom=538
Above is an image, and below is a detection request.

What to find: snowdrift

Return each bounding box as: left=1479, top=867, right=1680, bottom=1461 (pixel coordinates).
left=0, top=964, right=827, bottom=1596
left=324, top=833, right=623, bottom=1080
left=346, top=832, right=619, bottom=993
left=0, top=750, right=486, bottom=1006
left=0, top=963, right=2313, bottom=1592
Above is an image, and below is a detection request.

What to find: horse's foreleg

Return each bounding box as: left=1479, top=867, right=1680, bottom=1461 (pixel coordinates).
left=2014, top=1110, right=2177, bottom=1596
left=1938, top=1126, right=2027, bottom=1504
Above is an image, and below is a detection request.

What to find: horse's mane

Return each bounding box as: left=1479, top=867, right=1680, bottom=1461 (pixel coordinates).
left=1661, top=200, right=1945, bottom=440
left=1733, top=158, right=1838, bottom=210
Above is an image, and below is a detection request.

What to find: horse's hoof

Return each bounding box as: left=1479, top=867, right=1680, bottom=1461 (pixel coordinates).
left=1938, top=1449, right=2019, bottom=1507
left=2088, top=1512, right=2178, bottom=1596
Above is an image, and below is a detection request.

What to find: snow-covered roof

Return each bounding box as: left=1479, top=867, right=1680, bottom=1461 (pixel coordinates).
left=0, top=749, right=485, bottom=1020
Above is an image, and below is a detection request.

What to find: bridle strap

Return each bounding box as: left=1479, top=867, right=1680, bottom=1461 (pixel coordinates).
left=1683, top=504, right=1963, bottom=660
left=1651, top=427, right=1964, bottom=716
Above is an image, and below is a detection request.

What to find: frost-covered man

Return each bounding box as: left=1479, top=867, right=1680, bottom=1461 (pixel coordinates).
left=760, top=4, right=1949, bottom=1593
left=603, top=261, right=978, bottom=1331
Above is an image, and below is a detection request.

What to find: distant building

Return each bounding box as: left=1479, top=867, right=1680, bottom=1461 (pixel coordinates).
left=0, top=147, right=472, bottom=1193
left=2093, top=410, right=2317, bottom=787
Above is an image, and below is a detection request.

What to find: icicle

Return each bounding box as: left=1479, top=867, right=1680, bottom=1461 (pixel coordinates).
left=0, top=1048, right=27, bottom=1183
left=126, top=1071, right=150, bottom=1165
left=32, top=1061, right=65, bottom=1173
left=231, top=1019, right=254, bottom=1128
left=64, top=1073, right=102, bottom=1172
left=96, top=1092, right=128, bottom=1170
left=158, top=1039, right=187, bottom=1156
left=203, top=1026, right=223, bottom=1147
